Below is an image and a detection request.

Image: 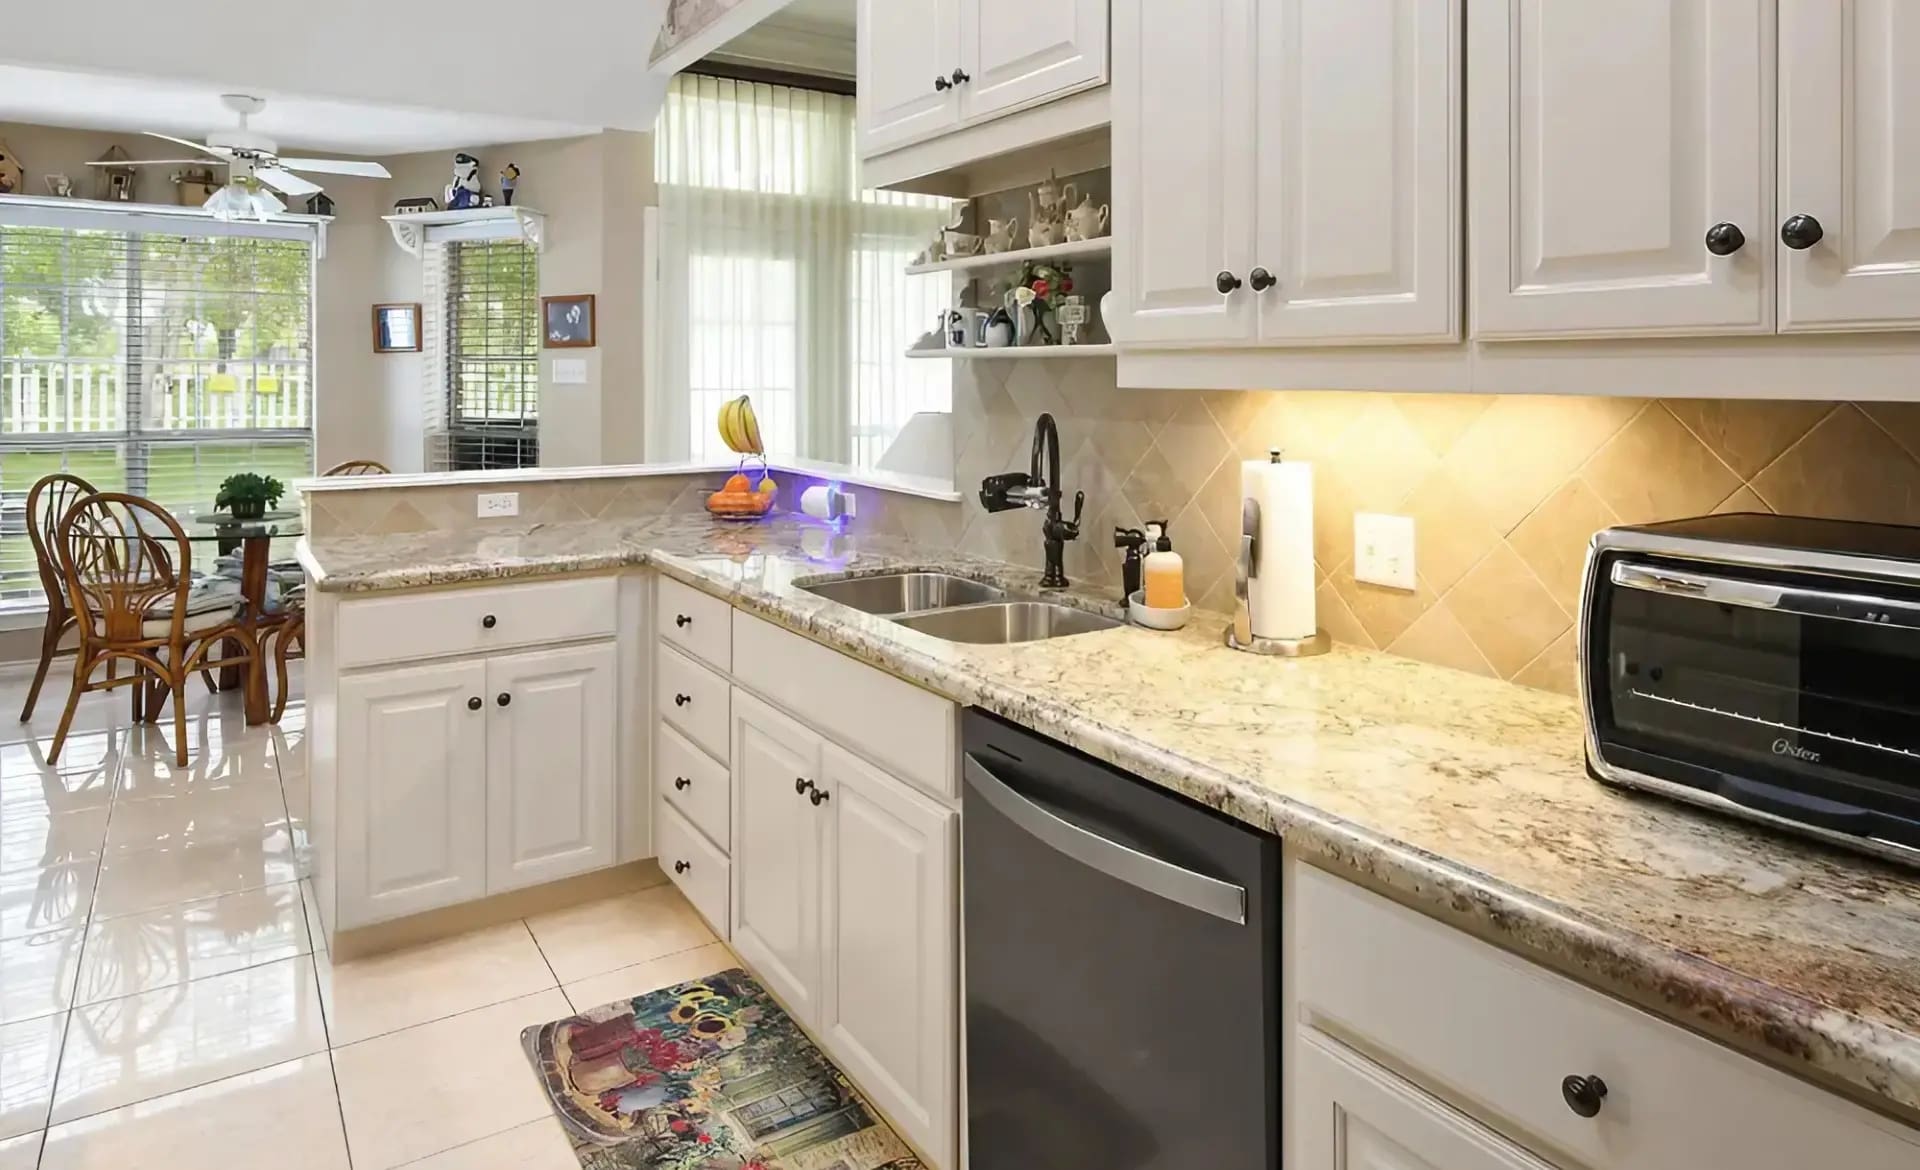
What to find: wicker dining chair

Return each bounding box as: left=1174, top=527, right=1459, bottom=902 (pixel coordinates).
left=261, top=586, right=304, bottom=723
left=49, top=493, right=261, bottom=765
left=321, top=459, right=390, bottom=476
left=20, top=473, right=96, bottom=722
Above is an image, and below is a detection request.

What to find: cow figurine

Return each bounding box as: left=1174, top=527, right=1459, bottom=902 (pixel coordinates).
left=445, top=152, right=483, bottom=210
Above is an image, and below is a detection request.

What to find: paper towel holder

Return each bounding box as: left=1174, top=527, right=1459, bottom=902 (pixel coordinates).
left=1226, top=454, right=1330, bottom=657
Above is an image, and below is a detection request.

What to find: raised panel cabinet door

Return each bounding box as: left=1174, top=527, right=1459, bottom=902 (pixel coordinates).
left=817, top=744, right=957, bottom=1169
left=1779, top=0, right=1920, bottom=330
left=1111, top=0, right=1259, bottom=344
left=335, top=659, right=489, bottom=927
left=957, top=0, right=1109, bottom=122
left=1290, top=1031, right=1563, bottom=1170
left=1255, top=0, right=1462, bottom=343
left=484, top=642, right=617, bottom=893
left=1469, top=0, right=1771, bottom=338
left=859, top=0, right=965, bottom=155
left=730, top=689, right=827, bottom=1026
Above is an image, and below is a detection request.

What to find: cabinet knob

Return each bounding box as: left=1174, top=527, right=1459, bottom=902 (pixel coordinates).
left=809, top=786, right=831, bottom=806
left=674, top=693, right=691, bottom=707
left=934, top=75, right=951, bottom=91
left=673, top=859, right=690, bottom=874
left=795, top=777, right=812, bottom=795
left=1781, top=214, right=1824, bottom=251
left=950, top=68, right=970, bottom=85
left=1215, top=270, right=1243, bottom=294
left=1560, top=1074, right=1608, bottom=1118
left=1249, top=266, right=1277, bottom=292
left=467, top=696, right=482, bottom=711
left=675, top=614, right=692, bottom=628
left=496, top=692, right=511, bottom=707
left=675, top=776, right=691, bottom=790
left=481, top=614, right=497, bottom=629
left=1704, top=222, right=1746, bottom=256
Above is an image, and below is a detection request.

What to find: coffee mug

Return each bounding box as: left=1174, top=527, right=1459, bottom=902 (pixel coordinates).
left=948, top=308, right=985, bottom=348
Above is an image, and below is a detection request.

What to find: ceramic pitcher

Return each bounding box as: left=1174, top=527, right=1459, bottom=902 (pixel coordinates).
left=985, top=217, right=1019, bottom=253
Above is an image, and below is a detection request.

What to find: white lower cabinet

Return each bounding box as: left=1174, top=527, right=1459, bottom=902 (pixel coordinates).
left=484, top=643, right=617, bottom=893
left=1292, top=1031, right=1555, bottom=1170
left=336, top=659, right=490, bottom=924
left=730, top=689, right=828, bottom=1023
left=332, top=635, right=620, bottom=929
left=819, top=743, right=957, bottom=1166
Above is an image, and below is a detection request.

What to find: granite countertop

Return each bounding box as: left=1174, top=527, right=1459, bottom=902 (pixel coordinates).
left=300, top=514, right=1920, bottom=1120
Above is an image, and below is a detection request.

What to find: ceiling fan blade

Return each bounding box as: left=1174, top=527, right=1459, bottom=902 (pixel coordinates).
left=142, top=131, right=228, bottom=159
left=275, top=157, right=391, bottom=179
left=86, top=158, right=217, bottom=167
left=255, top=167, right=323, bottom=198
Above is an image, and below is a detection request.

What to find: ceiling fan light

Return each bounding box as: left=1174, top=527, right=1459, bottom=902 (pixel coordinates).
left=203, top=182, right=285, bottom=223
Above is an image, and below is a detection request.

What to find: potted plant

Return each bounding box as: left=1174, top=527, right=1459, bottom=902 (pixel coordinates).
left=215, top=473, right=285, bottom=521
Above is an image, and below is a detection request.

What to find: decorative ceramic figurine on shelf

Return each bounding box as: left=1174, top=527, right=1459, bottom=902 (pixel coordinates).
left=43, top=174, right=73, bottom=198
left=1064, top=194, right=1110, bottom=242
left=500, top=162, right=521, bottom=205
left=0, top=140, right=21, bottom=195
left=985, top=216, right=1019, bottom=254
left=445, top=152, right=484, bottom=210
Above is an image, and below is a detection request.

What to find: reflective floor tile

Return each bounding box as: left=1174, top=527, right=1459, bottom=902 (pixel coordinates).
left=0, top=863, right=95, bottom=943
left=90, top=828, right=299, bottom=920
left=0, top=1130, right=40, bottom=1170
left=0, top=1013, right=63, bottom=1140
left=76, top=881, right=309, bottom=1006
left=396, top=1117, right=578, bottom=1170
left=561, top=941, right=736, bottom=1015
left=102, top=779, right=290, bottom=857
left=0, top=807, right=107, bottom=876
left=316, top=921, right=556, bottom=1048
left=524, top=884, right=715, bottom=985
left=0, top=930, right=81, bottom=1025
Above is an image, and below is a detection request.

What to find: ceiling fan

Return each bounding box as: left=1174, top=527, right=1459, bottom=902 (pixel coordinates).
left=91, top=94, right=392, bottom=219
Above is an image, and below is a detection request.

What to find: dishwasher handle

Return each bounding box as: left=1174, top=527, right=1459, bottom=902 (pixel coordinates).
left=965, top=754, right=1248, bottom=925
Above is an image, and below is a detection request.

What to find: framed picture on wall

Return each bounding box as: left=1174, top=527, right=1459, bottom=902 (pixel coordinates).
left=542, top=293, right=596, bottom=348
left=372, top=303, right=421, bottom=353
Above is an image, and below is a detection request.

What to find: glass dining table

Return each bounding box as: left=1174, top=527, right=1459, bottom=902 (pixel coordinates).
left=163, top=505, right=304, bottom=725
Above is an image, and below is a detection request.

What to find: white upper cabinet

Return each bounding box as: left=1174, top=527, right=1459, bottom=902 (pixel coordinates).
left=1470, top=0, right=1772, bottom=338
left=959, top=0, right=1109, bottom=121
left=1254, top=0, right=1461, bottom=343
left=858, top=0, right=964, bottom=154
left=1112, top=0, right=1258, bottom=344
left=484, top=644, right=617, bottom=893
left=1778, top=0, right=1920, bottom=331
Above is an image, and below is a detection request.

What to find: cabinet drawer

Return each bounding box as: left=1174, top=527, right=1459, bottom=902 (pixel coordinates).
left=656, top=800, right=729, bottom=939
left=657, top=723, right=729, bottom=855
left=732, top=610, right=956, bottom=800
left=1293, top=864, right=1920, bottom=1170
left=657, top=576, right=732, bottom=671
left=659, top=644, right=730, bottom=763
left=336, top=576, right=617, bottom=670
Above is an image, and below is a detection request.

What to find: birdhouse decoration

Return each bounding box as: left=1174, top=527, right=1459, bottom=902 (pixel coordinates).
left=305, top=192, right=336, bottom=216
left=445, top=152, right=483, bottom=210
left=500, top=162, right=520, bottom=206
left=0, top=140, right=21, bottom=195
left=93, top=146, right=137, bottom=202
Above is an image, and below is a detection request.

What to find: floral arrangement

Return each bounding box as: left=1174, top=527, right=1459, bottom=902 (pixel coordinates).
left=1006, top=260, right=1074, bottom=345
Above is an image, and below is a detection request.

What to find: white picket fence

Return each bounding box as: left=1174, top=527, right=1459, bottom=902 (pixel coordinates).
left=1, top=361, right=310, bottom=434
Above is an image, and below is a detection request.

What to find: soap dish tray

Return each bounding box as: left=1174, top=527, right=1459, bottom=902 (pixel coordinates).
left=1128, top=591, right=1191, bottom=631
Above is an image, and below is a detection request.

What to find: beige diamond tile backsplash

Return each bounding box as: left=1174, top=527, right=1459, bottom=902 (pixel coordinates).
left=946, top=361, right=1920, bottom=699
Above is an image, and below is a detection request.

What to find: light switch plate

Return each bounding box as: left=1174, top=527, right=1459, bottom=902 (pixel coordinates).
left=477, top=491, right=520, bottom=518
left=551, top=357, right=588, bottom=385
left=1354, top=513, right=1416, bottom=591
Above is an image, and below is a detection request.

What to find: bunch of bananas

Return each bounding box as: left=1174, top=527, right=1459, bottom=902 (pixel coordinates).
left=717, top=395, right=764, bottom=455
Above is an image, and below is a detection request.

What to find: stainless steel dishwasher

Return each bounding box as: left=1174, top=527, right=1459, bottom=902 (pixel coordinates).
left=961, top=710, right=1280, bottom=1170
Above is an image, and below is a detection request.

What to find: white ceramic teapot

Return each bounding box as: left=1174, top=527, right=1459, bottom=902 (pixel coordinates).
left=1065, top=195, right=1110, bottom=242
left=1028, top=219, right=1061, bottom=249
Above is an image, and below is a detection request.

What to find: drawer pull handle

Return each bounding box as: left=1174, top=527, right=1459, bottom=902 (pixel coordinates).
left=675, top=614, right=692, bottom=628
left=496, top=692, right=511, bottom=707
left=673, top=860, right=690, bottom=874
left=466, top=696, right=482, bottom=711
left=675, top=776, right=692, bottom=790
left=795, top=777, right=814, bottom=795
left=809, top=786, right=831, bottom=807
left=675, top=693, right=691, bottom=707
left=1561, top=1074, right=1608, bottom=1118
left=482, top=614, right=497, bottom=629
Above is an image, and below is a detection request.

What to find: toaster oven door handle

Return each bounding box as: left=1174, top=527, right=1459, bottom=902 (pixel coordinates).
left=1611, top=562, right=1920, bottom=631
left=1716, top=775, right=1877, bottom=836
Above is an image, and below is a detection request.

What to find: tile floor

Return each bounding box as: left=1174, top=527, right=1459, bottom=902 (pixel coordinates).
left=0, top=666, right=733, bottom=1169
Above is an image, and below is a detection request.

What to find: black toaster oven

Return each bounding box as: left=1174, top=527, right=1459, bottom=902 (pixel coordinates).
left=1580, top=513, right=1920, bottom=867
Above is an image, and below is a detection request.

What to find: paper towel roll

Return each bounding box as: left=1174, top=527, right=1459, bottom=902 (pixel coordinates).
left=1242, top=458, right=1316, bottom=640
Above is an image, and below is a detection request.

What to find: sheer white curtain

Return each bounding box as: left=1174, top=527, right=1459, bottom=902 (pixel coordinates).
left=649, top=73, right=954, bottom=468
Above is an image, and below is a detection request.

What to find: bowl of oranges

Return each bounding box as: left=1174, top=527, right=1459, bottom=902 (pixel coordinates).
left=708, top=462, right=778, bottom=521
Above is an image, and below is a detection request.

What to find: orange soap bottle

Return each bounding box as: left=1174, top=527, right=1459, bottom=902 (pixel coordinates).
left=1142, top=521, right=1185, bottom=609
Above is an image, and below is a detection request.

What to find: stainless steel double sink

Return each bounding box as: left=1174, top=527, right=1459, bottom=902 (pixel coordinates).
left=799, top=572, right=1122, bottom=644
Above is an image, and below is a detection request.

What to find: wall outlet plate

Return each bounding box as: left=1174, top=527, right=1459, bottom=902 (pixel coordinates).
left=551, top=357, right=588, bottom=385
left=1354, top=512, right=1416, bottom=591
left=477, top=491, right=520, bottom=518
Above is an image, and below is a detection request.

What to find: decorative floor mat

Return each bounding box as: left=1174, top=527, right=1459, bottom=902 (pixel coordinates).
left=522, top=966, right=923, bottom=1170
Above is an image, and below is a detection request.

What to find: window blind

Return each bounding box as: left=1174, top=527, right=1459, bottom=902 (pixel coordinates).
left=428, top=237, right=539, bottom=471
left=0, top=215, right=315, bottom=609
